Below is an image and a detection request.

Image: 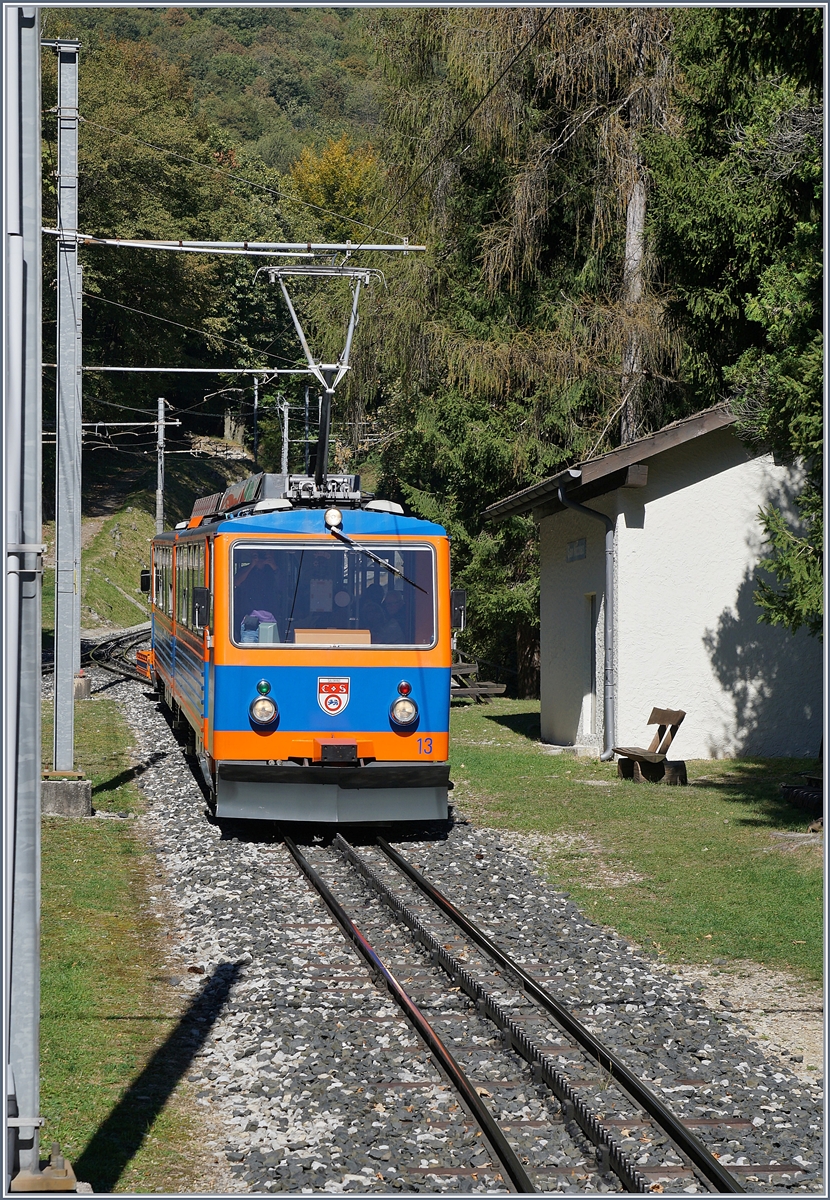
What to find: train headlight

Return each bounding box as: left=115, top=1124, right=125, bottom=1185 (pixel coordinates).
left=250, top=695, right=278, bottom=725
left=390, top=696, right=418, bottom=726
left=324, top=507, right=343, bottom=530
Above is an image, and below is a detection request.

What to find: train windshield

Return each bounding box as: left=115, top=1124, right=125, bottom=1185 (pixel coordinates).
left=231, top=543, right=436, bottom=648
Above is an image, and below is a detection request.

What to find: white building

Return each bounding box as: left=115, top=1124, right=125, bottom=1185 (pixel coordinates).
left=485, top=407, right=823, bottom=759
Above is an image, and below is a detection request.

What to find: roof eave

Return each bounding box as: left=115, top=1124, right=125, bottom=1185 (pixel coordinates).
left=484, top=407, right=737, bottom=522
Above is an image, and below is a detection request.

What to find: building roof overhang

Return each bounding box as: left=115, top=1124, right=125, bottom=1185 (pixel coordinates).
left=483, top=405, right=738, bottom=522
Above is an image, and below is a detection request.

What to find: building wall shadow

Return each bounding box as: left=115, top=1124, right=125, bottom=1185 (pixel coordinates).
left=703, top=567, right=823, bottom=758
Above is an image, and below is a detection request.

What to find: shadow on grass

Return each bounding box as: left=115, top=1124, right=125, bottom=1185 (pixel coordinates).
left=482, top=710, right=541, bottom=742
left=699, top=789, right=819, bottom=829
left=91, top=751, right=168, bottom=796
left=683, top=759, right=819, bottom=828
left=72, top=961, right=241, bottom=1192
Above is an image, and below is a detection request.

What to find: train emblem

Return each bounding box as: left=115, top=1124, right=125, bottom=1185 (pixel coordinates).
left=318, top=677, right=350, bottom=715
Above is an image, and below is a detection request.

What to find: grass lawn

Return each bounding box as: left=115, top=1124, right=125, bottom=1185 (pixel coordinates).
left=40, top=691, right=207, bottom=1192
left=450, top=698, right=822, bottom=982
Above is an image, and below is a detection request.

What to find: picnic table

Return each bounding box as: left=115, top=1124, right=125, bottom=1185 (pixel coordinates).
left=451, top=658, right=506, bottom=702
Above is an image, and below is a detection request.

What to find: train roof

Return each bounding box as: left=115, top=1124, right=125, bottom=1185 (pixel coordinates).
left=191, top=471, right=365, bottom=520
left=213, top=508, right=446, bottom=537
left=171, top=470, right=447, bottom=538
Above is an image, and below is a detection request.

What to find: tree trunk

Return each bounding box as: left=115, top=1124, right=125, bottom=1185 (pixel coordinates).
left=620, top=164, right=646, bottom=443
left=516, top=622, right=540, bottom=699
left=620, top=20, right=647, bottom=445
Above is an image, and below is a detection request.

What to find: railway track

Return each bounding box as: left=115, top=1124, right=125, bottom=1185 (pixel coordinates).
left=102, top=672, right=822, bottom=1195
left=42, top=624, right=150, bottom=681
left=286, top=835, right=751, bottom=1195
left=86, top=625, right=150, bottom=680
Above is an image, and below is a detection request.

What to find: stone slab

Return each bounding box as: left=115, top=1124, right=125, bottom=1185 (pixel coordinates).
left=42, top=779, right=92, bottom=817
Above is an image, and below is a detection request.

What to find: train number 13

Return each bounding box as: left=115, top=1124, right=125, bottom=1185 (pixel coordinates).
left=417, top=737, right=433, bottom=755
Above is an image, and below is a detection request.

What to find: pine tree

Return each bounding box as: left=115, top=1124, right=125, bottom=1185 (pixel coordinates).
left=646, top=7, right=822, bottom=636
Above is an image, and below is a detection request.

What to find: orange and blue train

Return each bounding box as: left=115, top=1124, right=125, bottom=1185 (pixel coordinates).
left=139, top=472, right=459, bottom=823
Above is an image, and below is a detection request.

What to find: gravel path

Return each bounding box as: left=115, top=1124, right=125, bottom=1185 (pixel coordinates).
left=95, top=672, right=824, bottom=1194
left=667, top=963, right=824, bottom=1084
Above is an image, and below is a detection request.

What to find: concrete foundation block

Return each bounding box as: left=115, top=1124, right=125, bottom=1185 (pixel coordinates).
left=74, top=674, right=91, bottom=700
left=541, top=743, right=600, bottom=758
left=42, top=779, right=92, bottom=817
left=573, top=744, right=600, bottom=758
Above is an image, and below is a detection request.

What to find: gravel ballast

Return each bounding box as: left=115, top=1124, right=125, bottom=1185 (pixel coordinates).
left=91, top=671, right=823, bottom=1194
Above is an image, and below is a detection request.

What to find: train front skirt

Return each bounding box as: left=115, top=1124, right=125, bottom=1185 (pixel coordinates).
left=215, top=760, right=450, bottom=822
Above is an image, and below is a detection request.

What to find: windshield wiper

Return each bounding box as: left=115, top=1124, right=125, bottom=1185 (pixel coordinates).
left=329, top=527, right=428, bottom=594
left=284, top=547, right=305, bottom=638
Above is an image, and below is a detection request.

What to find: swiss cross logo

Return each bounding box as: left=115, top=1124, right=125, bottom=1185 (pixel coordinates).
left=317, top=677, right=350, bottom=715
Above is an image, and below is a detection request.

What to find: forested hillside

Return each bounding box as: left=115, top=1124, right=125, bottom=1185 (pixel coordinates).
left=42, top=6, right=822, bottom=689
left=43, top=7, right=380, bottom=166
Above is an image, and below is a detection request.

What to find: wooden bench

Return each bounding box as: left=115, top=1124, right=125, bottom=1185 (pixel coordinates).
left=614, top=707, right=687, bottom=785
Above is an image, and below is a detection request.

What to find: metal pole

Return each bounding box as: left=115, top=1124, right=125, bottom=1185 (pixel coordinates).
left=6, top=5, right=44, bottom=1183
left=304, top=385, right=310, bottom=475
left=52, top=38, right=80, bottom=773
left=82, top=366, right=315, bottom=374
left=275, top=275, right=328, bottom=392
left=253, top=375, right=258, bottom=467
left=73, top=261, right=82, bottom=674
left=5, top=7, right=25, bottom=1080
left=330, top=276, right=362, bottom=391
left=44, top=232, right=425, bottom=254
left=281, top=397, right=289, bottom=475
left=155, top=397, right=165, bottom=534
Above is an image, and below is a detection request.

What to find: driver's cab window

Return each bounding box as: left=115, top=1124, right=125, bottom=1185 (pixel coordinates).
left=231, top=543, right=435, bottom=648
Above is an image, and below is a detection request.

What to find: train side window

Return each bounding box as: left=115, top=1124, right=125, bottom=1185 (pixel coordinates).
left=173, top=541, right=207, bottom=629
left=177, top=543, right=188, bottom=627
left=185, top=544, right=192, bottom=627
left=187, top=543, right=195, bottom=626
left=184, top=545, right=189, bottom=627
left=154, top=545, right=173, bottom=617
left=192, top=542, right=208, bottom=628
left=165, top=547, right=173, bottom=616
left=187, top=543, right=194, bottom=626
left=206, top=540, right=213, bottom=626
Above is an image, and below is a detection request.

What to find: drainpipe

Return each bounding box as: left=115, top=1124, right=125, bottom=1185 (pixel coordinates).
left=557, top=484, right=616, bottom=760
